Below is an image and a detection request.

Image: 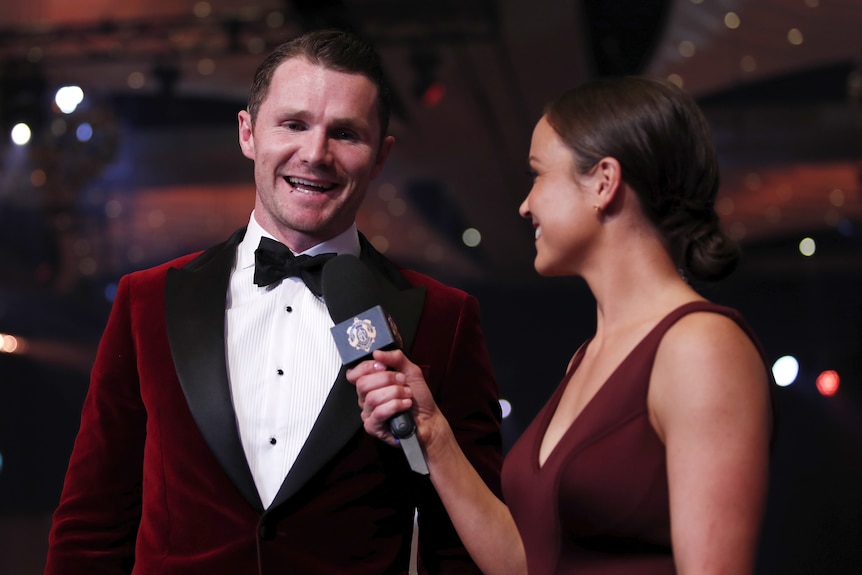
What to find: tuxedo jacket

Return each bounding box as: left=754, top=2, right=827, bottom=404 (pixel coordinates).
left=45, top=228, right=503, bottom=575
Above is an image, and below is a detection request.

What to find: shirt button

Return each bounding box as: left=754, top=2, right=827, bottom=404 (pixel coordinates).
left=269, top=437, right=277, bottom=445
left=285, top=305, right=293, bottom=312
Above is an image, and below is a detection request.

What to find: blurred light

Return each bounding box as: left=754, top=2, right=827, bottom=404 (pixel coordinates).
left=744, top=172, right=762, bottom=190
left=741, top=55, right=757, bottom=72
left=387, top=198, right=407, bottom=217
left=247, top=37, right=266, bottom=54
left=499, top=399, right=512, bottom=419
left=425, top=243, right=444, bottom=262
left=678, top=40, right=696, bottom=58
left=772, top=356, right=799, bottom=386
left=421, top=83, right=446, bottom=107
left=51, top=118, right=67, bottom=136
left=788, top=28, right=804, bottom=45
left=1, top=333, right=21, bottom=354
left=31, top=169, right=47, bottom=187
left=377, top=183, right=398, bottom=201
left=79, top=257, right=98, bottom=275
left=197, top=58, right=216, bottom=75
left=724, top=12, right=740, bottom=29
left=76, top=122, right=93, bottom=142
left=11, top=123, right=32, bottom=145
left=193, top=1, right=212, bottom=18
left=728, top=221, right=747, bottom=241
left=816, top=370, right=840, bottom=397
left=370, top=235, right=389, bottom=253
left=55, top=85, right=84, bottom=114
left=667, top=74, right=683, bottom=87
left=765, top=206, right=782, bottom=223
left=27, top=46, right=43, bottom=63
left=127, top=71, right=146, bottom=89
left=266, top=11, right=284, bottom=28
left=804, top=0, right=819, bottom=6
left=0, top=452, right=3, bottom=474
left=829, top=188, right=845, bottom=207
left=148, top=210, right=166, bottom=228
left=104, top=282, right=119, bottom=302
left=370, top=211, right=389, bottom=229
left=462, top=228, right=482, bottom=248
left=716, top=196, right=735, bottom=216
left=799, top=237, right=816, bottom=256
left=105, top=199, right=123, bottom=218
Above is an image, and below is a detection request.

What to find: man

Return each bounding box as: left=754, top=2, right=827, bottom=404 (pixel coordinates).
left=45, top=30, right=502, bottom=575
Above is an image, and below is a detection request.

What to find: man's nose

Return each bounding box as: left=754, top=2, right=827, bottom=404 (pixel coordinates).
left=298, top=129, right=331, bottom=165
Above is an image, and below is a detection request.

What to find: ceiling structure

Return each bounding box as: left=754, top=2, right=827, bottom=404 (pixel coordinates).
left=1, top=0, right=859, bottom=291
left=0, top=0, right=859, bottom=383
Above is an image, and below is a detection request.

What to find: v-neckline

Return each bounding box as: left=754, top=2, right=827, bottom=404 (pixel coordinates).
left=534, top=301, right=707, bottom=470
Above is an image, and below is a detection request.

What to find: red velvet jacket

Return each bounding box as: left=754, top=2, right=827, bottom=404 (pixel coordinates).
left=45, top=229, right=503, bottom=575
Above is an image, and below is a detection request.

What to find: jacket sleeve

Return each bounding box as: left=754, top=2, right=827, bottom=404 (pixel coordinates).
left=45, top=273, right=145, bottom=575
left=414, top=290, right=504, bottom=574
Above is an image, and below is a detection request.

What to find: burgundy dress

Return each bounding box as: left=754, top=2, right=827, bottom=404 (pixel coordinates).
left=501, top=301, right=764, bottom=574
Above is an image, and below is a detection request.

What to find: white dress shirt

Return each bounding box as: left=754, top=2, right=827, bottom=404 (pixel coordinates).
left=225, top=212, right=361, bottom=508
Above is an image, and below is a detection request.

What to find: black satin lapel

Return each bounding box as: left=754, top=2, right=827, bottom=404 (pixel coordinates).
left=377, top=281, right=426, bottom=355
left=358, top=233, right=427, bottom=353
left=268, top=239, right=427, bottom=508
left=165, top=229, right=263, bottom=513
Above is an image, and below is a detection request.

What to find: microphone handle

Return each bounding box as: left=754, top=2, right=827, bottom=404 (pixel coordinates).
left=389, top=412, right=417, bottom=439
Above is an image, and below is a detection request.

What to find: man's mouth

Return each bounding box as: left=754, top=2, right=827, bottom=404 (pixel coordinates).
left=286, top=176, right=336, bottom=193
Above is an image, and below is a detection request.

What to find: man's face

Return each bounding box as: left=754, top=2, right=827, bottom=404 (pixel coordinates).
left=238, top=57, right=394, bottom=252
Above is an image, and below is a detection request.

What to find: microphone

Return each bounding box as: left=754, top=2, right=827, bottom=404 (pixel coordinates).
left=321, top=254, right=429, bottom=475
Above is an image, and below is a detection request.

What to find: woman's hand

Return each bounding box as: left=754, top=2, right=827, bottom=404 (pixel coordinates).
left=346, top=348, right=437, bottom=447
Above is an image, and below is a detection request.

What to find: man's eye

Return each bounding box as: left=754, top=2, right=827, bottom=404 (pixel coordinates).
left=335, top=130, right=357, bottom=141
left=285, top=121, right=305, bottom=131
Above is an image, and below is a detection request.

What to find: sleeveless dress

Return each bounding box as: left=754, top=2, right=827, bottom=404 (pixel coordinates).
left=501, top=301, right=765, bottom=575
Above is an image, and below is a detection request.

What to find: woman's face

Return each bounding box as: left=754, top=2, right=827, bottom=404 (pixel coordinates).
left=519, top=116, right=601, bottom=277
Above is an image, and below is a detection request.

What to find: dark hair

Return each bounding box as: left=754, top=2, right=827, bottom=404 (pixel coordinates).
left=247, top=29, right=391, bottom=140
left=545, top=76, right=740, bottom=281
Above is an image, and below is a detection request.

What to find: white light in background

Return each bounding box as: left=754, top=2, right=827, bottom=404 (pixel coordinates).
left=772, top=355, right=799, bottom=387
left=799, top=237, right=816, bottom=256
left=55, top=85, right=84, bottom=114
left=462, top=228, right=482, bottom=248
left=11, top=123, right=31, bottom=145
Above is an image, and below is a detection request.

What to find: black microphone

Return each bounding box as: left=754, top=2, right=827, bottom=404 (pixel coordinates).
left=321, top=254, right=429, bottom=475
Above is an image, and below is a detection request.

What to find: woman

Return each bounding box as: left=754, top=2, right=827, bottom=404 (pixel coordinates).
left=348, top=76, right=772, bottom=575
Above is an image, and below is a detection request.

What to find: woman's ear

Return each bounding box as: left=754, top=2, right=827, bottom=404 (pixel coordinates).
left=593, top=156, right=622, bottom=211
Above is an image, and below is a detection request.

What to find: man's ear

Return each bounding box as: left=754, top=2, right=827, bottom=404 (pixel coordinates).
left=370, top=135, right=395, bottom=180
left=238, top=110, right=255, bottom=160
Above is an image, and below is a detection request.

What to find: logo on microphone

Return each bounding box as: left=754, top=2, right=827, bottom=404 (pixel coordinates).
left=346, top=317, right=377, bottom=353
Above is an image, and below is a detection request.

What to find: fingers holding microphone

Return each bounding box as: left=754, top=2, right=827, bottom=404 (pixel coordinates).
left=347, top=349, right=433, bottom=447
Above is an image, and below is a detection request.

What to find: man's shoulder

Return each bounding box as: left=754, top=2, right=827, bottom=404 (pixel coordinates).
left=123, top=251, right=206, bottom=286
left=398, top=266, right=471, bottom=303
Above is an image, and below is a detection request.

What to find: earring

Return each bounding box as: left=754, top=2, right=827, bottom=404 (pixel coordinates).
left=593, top=204, right=602, bottom=212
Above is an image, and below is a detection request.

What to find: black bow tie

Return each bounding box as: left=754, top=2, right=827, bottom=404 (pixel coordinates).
left=253, top=237, right=336, bottom=297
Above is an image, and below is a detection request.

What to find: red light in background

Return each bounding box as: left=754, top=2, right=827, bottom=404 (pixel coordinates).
left=421, top=83, right=446, bottom=107
left=816, top=370, right=840, bottom=397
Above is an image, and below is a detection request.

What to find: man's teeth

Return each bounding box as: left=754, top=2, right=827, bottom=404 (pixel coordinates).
left=287, top=177, right=332, bottom=192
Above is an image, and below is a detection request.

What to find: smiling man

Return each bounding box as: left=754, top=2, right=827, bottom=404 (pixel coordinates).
left=45, top=29, right=503, bottom=575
